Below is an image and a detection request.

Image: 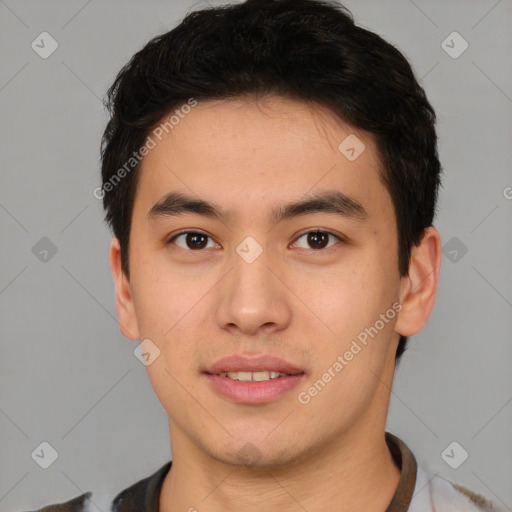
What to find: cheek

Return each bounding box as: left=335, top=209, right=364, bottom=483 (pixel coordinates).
left=297, top=259, right=378, bottom=332
left=294, top=252, right=397, bottom=363
left=129, top=264, right=213, bottom=374
left=129, top=262, right=189, bottom=345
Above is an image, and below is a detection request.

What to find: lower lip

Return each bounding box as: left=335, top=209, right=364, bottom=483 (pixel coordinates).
left=204, top=373, right=305, bottom=404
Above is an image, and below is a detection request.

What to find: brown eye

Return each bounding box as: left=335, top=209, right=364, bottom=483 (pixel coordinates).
left=169, top=232, right=217, bottom=251
left=293, top=230, right=341, bottom=250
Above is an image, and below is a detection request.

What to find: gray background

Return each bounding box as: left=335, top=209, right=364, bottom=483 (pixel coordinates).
left=1, top=0, right=511, bottom=510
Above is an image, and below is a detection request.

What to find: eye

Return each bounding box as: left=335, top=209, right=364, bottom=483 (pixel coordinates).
left=292, top=230, right=342, bottom=250
left=166, top=229, right=343, bottom=252
left=167, top=231, right=219, bottom=251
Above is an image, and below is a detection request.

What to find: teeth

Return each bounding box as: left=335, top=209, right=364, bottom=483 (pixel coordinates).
left=218, top=371, right=290, bottom=381
left=228, top=371, right=252, bottom=381
left=251, top=371, right=269, bottom=381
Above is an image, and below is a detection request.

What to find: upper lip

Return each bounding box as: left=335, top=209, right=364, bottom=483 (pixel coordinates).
left=206, top=354, right=305, bottom=375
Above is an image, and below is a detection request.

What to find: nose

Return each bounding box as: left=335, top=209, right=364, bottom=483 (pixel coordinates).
left=214, top=245, right=292, bottom=336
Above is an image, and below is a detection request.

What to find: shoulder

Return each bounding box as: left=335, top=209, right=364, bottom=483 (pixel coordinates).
left=410, top=466, right=506, bottom=512
left=450, top=482, right=502, bottom=511
left=22, top=492, right=92, bottom=512
left=21, top=460, right=171, bottom=512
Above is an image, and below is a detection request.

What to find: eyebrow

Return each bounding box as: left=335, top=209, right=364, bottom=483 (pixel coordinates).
left=147, top=189, right=368, bottom=224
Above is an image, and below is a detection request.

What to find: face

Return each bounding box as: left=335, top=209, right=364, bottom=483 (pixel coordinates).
left=111, top=95, right=420, bottom=468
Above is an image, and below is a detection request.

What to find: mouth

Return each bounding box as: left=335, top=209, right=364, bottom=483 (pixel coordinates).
left=203, top=354, right=306, bottom=404
left=211, top=370, right=302, bottom=381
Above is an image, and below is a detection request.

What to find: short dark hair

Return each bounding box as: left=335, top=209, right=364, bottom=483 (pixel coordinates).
left=100, top=0, right=442, bottom=362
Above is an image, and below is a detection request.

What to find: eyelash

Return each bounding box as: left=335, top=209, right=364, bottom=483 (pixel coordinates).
left=166, top=229, right=344, bottom=252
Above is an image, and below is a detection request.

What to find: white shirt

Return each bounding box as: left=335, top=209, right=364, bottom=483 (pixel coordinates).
left=409, top=465, right=507, bottom=512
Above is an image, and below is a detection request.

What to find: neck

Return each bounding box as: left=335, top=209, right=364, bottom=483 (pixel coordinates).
left=159, top=422, right=401, bottom=512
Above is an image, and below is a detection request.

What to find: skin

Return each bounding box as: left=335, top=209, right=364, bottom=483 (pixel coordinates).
left=109, top=94, right=442, bottom=512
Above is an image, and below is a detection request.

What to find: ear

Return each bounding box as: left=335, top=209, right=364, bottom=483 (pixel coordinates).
left=109, top=237, right=140, bottom=340
left=395, top=227, right=442, bottom=337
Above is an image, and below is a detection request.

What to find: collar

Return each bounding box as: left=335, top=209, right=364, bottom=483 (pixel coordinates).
left=384, top=432, right=418, bottom=511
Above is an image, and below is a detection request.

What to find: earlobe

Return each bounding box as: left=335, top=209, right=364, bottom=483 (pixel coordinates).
left=109, top=237, right=140, bottom=341
left=395, top=227, right=442, bottom=337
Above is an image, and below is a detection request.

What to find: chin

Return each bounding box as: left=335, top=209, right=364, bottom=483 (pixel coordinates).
left=205, top=436, right=313, bottom=471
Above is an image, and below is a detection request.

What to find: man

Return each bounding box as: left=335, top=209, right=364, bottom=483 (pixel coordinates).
left=28, top=0, right=503, bottom=510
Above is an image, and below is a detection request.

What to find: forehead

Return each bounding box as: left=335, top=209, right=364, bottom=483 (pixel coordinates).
left=133, top=95, right=393, bottom=228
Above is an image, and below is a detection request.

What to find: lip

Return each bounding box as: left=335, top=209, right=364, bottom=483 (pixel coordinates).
left=205, top=354, right=304, bottom=375
left=203, top=354, right=306, bottom=405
